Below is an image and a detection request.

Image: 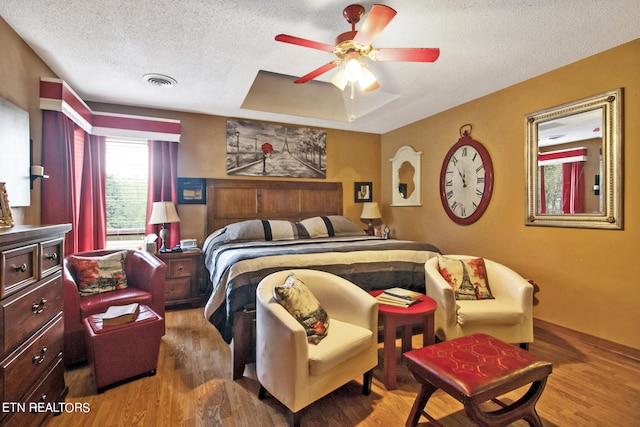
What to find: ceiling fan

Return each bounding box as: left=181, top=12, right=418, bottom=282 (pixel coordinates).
left=275, top=3, right=440, bottom=92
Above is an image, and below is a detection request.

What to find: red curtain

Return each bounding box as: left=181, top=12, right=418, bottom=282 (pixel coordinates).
left=41, top=111, right=107, bottom=255
left=538, top=165, right=547, bottom=214
left=562, top=162, right=585, bottom=213
left=77, top=133, right=107, bottom=250
left=42, top=111, right=77, bottom=255
left=146, top=140, right=181, bottom=250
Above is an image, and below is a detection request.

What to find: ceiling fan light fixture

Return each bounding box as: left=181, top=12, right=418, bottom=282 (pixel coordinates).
left=358, top=67, right=378, bottom=91
left=331, top=62, right=378, bottom=92
left=344, top=58, right=364, bottom=82
left=330, top=68, right=348, bottom=90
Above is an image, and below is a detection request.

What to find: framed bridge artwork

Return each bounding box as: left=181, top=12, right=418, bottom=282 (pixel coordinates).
left=226, top=119, right=326, bottom=179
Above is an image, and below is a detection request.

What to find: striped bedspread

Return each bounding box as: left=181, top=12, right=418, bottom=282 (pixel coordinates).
left=203, top=236, right=440, bottom=343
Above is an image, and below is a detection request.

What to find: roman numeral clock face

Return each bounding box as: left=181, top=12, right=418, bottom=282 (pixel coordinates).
left=439, top=137, right=493, bottom=225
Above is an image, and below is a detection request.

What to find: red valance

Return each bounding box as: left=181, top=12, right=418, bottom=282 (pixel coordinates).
left=40, top=78, right=181, bottom=142
left=538, top=147, right=587, bottom=166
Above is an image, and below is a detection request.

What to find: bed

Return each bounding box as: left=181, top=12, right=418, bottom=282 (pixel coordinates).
left=202, top=179, right=440, bottom=379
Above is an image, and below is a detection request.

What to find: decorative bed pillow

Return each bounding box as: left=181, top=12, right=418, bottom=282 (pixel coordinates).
left=298, top=215, right=365, bottom=238
left=225, top=219, right=300, bottom=242
left=68, top=251, right=128, bottom=296
left=274, top=273, right=330, bottom=344
left=437, top=255, right=494, bottom=300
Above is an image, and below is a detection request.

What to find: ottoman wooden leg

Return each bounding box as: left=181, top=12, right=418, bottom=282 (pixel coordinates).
left=405, top=378, right=438, bottom=427
left=465, top=376, right=549, bottom=427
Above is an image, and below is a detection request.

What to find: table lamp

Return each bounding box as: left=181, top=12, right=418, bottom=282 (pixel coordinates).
left=360, top=202, right=382, bottom=235
left=149, top=201, right=180, bottom=252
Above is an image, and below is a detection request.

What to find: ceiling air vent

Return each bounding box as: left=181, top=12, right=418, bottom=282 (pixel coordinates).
left=143, top=73, right=177, bottom=88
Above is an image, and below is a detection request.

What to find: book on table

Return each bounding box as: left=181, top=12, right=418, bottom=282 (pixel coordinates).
left=383, top=287, right=423, bottom=301
left=375, top=292, right=420, bottom=308
left=102, top=303, right=140, bottom=326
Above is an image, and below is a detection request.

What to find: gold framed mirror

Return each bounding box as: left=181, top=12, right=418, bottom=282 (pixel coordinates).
left=525, top=88, right=623, bottom=229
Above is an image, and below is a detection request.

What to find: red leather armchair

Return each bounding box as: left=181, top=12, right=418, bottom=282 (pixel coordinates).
left=63, top=249, right=166, bottom=366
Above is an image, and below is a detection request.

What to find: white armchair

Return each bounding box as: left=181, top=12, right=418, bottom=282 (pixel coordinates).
left=425, top=255, right=534, bottom=347
left=256, top=269, right=378, bottom=427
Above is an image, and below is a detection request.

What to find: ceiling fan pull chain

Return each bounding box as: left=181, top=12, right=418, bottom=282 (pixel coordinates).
left=349, top=82, right=357, bottom=122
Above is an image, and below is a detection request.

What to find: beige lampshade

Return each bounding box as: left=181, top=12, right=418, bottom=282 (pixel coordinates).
left=148, top=201, right=181, bottom=224
left=360, top=202, right=382, bottom=220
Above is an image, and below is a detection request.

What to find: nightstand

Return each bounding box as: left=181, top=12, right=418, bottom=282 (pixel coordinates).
left=156, top=249, right=209, bottom=307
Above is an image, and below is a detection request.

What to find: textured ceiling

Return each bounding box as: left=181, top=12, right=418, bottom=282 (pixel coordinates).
left=1, top=1, right=639, bottom=134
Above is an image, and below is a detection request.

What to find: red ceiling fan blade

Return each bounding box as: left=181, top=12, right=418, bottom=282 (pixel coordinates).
left=294, top=62, right=339, bottom=84
left=275, top=34, right=336, bottom=53
left=353, top=4, right=397, bottom=47
left=373, top=47, right=440, bottom=62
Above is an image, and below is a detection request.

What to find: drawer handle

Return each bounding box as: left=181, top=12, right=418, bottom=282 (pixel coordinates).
left=32, top=297, right=47, bottom=314
left=14, top=263, right=28, bottom=273
left=45, top=252, right=58, bottom=261
left=177, top=266, right=184, bottom=271
left=32, top=346, right=48, bottom=365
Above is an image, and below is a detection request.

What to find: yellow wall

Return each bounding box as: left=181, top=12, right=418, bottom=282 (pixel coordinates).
left=381, top=39, right=640, bottom=349
left=0, top=17, right=56, bottom=225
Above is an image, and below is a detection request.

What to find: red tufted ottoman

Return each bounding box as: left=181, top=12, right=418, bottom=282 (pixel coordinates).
left=84, top=304, right=164, bottom=393
left=404, top=333, right=552, bottom=427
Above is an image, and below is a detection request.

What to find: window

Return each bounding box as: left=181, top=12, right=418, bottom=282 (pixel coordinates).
left=105, top=138, right=148, bottom=249
left=540, top=165, right=562, bottom=214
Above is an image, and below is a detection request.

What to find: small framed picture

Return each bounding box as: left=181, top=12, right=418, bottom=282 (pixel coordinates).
left=0, top=182, right=14, bottom=228
left=177, top=178, right=207, bottom=204
left=354, top=182, right=372, bottom=203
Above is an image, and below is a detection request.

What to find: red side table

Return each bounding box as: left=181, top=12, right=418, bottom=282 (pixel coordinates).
left=370, top=290, right=437, bottom=390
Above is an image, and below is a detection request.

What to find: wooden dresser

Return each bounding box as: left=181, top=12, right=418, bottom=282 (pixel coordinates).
left=0, top=224, right=71, bottom=426
left=156, top=249, right=209, bottom=307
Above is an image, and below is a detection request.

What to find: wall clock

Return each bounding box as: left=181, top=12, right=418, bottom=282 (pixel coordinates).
left=439, top=129, right=494, bottom=225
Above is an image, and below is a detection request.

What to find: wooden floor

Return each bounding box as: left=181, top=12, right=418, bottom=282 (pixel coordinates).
left=48, top=307, right=640, bottom=427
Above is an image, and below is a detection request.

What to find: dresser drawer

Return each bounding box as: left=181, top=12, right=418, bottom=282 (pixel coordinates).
left=166, top=257, right=195, bottom=278
left=1, top=244, right=38, bottom=298
left=0, top=275, right=62, bottom=355
left=40, top=238, right=64, bottom=278
left=1, top=313, right=64, bottom=403
left=165, top=277, right=192, bottom=301
left=2, top=355, right=66, bottom=427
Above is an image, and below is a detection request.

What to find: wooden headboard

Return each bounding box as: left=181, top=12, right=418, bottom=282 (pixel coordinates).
left=205, top=179, right=343, bottom=236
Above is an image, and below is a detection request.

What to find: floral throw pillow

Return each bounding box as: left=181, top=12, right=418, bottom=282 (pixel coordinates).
left=68, top=251, right=128, bottom=296
left=274, top=273, right=330, bottom=344
left=437, top=255, right=494, bottom=300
